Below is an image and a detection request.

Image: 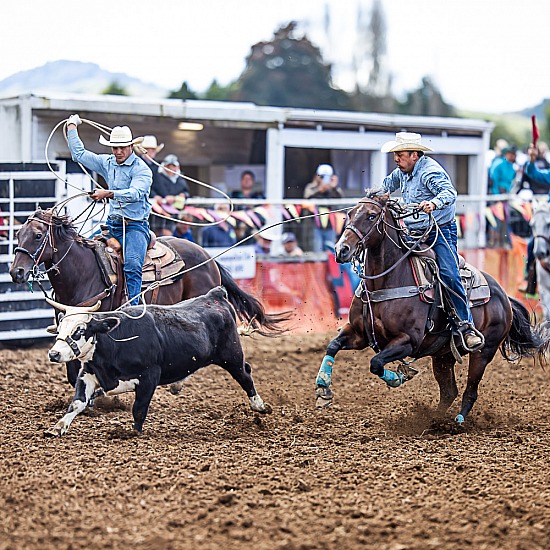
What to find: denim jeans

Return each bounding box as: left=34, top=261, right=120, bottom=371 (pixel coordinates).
left=107, top=219, right=150, bottom=305
left=425, top=221, right=473, bottom=325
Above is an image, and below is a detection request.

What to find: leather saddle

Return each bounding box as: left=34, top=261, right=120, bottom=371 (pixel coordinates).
left=92, top=231, right=185, bottom=304
left=410, top=252, right=491, bottom=308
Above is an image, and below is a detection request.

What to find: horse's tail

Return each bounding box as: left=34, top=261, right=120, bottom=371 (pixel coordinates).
left=216, top=261, right=291, bottom=337
left=501, top=297, right=550, bottom=362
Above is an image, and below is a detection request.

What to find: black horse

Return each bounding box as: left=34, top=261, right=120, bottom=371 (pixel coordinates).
left=314, top=192, right=547, bottom=425
left=10, top=208, right=288, bottom=385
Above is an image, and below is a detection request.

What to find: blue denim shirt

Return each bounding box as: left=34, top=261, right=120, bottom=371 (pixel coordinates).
left=68, top=129, right=153, bottom=221
left=382, top=155, right=457, bottom=231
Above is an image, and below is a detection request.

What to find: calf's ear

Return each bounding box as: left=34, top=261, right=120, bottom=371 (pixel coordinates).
left=90, top=316, right=121, bottom=334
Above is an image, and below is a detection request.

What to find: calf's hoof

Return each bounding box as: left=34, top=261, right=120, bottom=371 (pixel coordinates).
left=249, top=395, right=271, bottom=414
left=169, top=382, right=185, bottom=395
left=44, top=424, right=64, bottom=438
left=315, top=385, right=333, bottom=409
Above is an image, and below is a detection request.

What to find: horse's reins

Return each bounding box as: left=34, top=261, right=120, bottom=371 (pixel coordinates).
left=344, top=199, right=433, bottom=280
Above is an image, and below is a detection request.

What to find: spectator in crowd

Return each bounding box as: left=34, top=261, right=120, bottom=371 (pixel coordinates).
left=280, top=232, right=304, bottom=257
left=254, top=225, right=277, bottom=256
left=304, top=164, right=343, bottom=252
left=519, top=141, right=550, bottom=194
left=201, top=203, right=236, bottom=247
left=150, top=154, right=190, bottom=236
left=489, top=146, right=518, bottom=194
left=66, top=116, right=152, bottom=305
left=140, top=135, right=164, bottom=177
left=173, top=212, right=194, bottom=242
left=518, top=142, right=550, bottom=293
left=230, top=170, right=265, bottom=204
left=380, top=131, right=483, bottom=350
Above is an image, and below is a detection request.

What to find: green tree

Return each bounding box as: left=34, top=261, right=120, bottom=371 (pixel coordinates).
left=168, top=81, right=198, bottom=100
left=399, top=77, right=455, bottom=117
left=102, top=81, right=128, bottom=96
left=202, top=79, right=238, bottom=101
left=232, top=22, right=351, bottom=110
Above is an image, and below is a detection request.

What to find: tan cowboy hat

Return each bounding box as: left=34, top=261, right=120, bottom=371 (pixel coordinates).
left=381, top=132, right=433, bottom=153
left=99, top=126, right=144, bottom=147
left=141, top=135, right=165, bottom=153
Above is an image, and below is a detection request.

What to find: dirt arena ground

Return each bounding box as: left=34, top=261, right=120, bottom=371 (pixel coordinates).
left=0, top=332, right=548, bottom=550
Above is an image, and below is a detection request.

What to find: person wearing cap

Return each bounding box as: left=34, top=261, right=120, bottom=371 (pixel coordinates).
left=254, top=226, right=277, bottom=256
left=150, top=154, right=191, bottom=236
left=281, top=232, right=304, bottom=257
left=304, top=164, right=343, bottom=252
left=66, top=114, right=153, bottom=305
left=140, top=135, right=164, bottom=176
left=380, top=131, right=483, bottom=351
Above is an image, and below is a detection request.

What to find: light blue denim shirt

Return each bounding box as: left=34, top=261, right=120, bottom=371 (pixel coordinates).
left=382, top=155, right=457, bottom=231
left=68, top=128, right=153, bottom=221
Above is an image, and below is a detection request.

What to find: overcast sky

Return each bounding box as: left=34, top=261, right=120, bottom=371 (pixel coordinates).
left=2, top=0, right=547, bottom=113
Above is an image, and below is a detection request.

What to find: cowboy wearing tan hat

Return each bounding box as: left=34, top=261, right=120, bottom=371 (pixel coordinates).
left=66, top=114, right=153, bottom=305
left=380, top=131, right=484, bottom=351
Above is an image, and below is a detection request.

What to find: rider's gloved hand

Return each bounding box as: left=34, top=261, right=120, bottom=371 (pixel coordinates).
left=67, top=114, right=82, bottom=127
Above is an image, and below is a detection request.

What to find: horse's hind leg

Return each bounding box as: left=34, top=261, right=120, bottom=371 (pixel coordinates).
left=455, top=352, right=492, bottom=424
left=315, top=323, right=367, bottom=408
left=432, top=353, right=459, bottom=413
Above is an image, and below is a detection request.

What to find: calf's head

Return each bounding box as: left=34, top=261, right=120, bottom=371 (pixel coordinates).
left=46, top=299, right=119, bottom=363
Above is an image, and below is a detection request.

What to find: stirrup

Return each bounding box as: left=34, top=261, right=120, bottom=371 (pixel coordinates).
left=458, top=324, right=485, bottom=352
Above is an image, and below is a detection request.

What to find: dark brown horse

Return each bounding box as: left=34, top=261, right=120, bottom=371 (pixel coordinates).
left=10, top=208, right=288, bottom=385
left=314, top=192, right=546, bottom=425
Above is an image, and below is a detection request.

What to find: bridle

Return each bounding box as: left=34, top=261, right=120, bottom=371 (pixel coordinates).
left=343, top=198, right=431, bottom=280
left=13, top=215, right=75, bottom=290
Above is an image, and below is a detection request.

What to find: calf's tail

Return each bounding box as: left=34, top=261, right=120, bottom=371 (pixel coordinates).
left=217, top=261, right=290, bottom=336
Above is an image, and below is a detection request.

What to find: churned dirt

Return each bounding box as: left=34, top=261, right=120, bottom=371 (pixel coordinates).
left=0, top=332, right=548, bottom=550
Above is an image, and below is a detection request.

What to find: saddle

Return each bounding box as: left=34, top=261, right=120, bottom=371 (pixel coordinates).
left=410, top=252, right=491, bottom=308
left=92, top=231, right=185, bottom=304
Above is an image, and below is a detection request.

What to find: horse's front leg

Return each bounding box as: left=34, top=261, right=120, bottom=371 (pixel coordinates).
left=370, top=335, right=415, bottom=388
left=315, top=323, right=368, bottom=408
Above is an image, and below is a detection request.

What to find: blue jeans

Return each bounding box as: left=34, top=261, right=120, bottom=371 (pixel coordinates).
left=107, top=219, right=150, bottom=305
left=425, top=221, right=473, bottom=325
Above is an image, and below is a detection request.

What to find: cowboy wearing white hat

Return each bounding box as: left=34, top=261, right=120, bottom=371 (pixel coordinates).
left=380, top=131, right=484, bottom=351
left=66, top=114, right=153, bottom=305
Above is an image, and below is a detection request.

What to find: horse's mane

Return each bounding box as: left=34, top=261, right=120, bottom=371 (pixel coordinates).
left=32, top=208, right=92, bottom=247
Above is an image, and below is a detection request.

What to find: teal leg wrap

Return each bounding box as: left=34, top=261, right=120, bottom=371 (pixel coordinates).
left=455, top=414, right=465, bottom=424
left=379, top=369, right=404, bottom=388
left=316, top=355, right=334, bottom=387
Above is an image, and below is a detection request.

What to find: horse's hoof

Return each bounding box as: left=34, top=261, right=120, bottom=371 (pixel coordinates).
left=315, top=386, right=333, bottom=409
left=455, top=414, right=465, bottom=424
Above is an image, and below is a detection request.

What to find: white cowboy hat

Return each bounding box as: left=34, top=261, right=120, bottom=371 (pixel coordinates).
left=381, top=132, right=433, bottom=153
left=141, top=135, right=165, bottom=153
left=99, top=126, right=144, bottom=147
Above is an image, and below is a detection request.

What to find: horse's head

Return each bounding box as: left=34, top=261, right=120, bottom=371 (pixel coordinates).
left=9, top=208, right=75, bottom=284
left=531, top=202, right=550, bottom=261
left=335, top=191, right=390, bottom=263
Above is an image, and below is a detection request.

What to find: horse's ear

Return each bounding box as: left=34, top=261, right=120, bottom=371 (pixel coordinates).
left=379, top=192, right=391, bottom=204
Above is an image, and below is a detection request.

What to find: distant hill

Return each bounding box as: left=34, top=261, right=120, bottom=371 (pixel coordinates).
left=517, top=99, right=549, bottom=121
left=0, top=60, right=169, bottom=98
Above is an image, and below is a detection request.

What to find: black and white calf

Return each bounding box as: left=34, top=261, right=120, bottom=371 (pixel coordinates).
left=46, top=287, right=269, bottom=436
